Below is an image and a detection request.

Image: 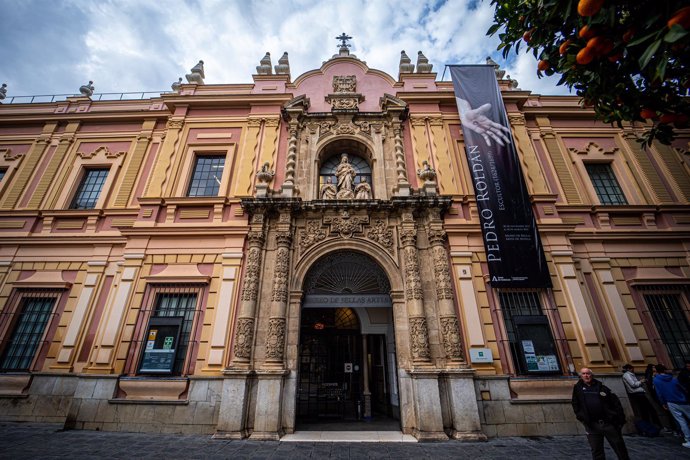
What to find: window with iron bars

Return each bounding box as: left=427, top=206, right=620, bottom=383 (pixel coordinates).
left=127, top=284, right=206, bottom=376
left=0, top=289, right=62, bottom=371
left=498, top=290, right=561, bottom=375
left=639, top=285, right=690, bottom=370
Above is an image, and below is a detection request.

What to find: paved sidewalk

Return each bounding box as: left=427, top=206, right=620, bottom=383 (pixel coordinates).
left=1, top=423, right=688, bottom=459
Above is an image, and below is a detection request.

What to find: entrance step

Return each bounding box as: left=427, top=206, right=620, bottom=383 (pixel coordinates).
left=281, top=431, right=417, bottom=442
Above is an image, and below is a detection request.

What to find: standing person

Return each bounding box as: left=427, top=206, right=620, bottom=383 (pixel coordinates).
left=653, top=364, right=690, bottom=448
left=621, top=364, right=661, bottom=431
left=572, top=368, right=629, bottom=460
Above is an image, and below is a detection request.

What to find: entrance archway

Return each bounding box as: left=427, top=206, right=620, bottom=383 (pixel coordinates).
left=296, top=251, right=400, bottom=430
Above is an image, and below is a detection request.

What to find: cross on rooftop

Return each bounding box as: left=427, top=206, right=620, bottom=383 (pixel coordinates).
left=336, top=33, right=352, bottom=49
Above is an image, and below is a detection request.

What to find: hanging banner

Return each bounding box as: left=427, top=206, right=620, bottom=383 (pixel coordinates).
left=449, top=65, right=551, bottom=288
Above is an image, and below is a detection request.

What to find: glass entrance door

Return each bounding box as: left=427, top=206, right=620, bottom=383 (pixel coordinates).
left=297, top=308, right=362, bottom=422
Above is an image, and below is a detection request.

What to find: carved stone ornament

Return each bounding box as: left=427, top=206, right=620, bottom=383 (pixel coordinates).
left=233, top=317, right=255, bottom=360
left=324, top=211, right=369, bottom=238
left=333, top=75, right=356, bottom=93
left=334, top=123, right=357, bottom=135
left=440, top=316, right=465, bottom=361
left=77, top=146, right=126, bottom=160
left=403, top=246, right=423, bottom=300
left=432, top=245, right=454, bottom=300
left=417, top=161, right=437, bottom=184
left=409, top=316, right=431, bottom=361
left=399, top=227, right=417, bottom=247
left=299, top=220, right=326, bottom=251
left=166, top=119, right=184, bottom=130
left=367, top=219, right=394, bottom=249
left=427, top=227, right=446, bottom=246
left=1, top=148, right=23, bottom=161
left=256, top=162, right=275, bottom=184
left=240, top=246, right=262, bottom=302
left=271, top=245, right=290, bottom=303
left=265, top=317, right=286, bottom=361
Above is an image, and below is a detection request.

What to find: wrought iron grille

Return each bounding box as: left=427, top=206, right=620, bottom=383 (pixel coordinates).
left=639, top=285, right=690, bottom=369
left=0, top=290, right=60, bottom=370
left=187, top=155, right=225, bottom=197
left=69, top=168, right=109, bottom=209
left=498, top=290, right=561, bottom=375
left=585, top=163, right=627, bottom=205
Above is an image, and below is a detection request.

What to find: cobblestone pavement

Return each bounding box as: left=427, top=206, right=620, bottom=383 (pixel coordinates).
left=1, top=423, right=689, bottom=459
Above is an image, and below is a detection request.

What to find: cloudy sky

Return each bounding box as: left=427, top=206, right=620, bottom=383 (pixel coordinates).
left=0, top=0, right=570, bottom=100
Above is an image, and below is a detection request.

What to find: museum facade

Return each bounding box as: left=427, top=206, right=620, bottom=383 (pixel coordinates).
left=0, top=41, right=688, bottom=440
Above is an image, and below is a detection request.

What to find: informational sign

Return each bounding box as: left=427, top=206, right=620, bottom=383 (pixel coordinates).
left=303, top=294, right=392, bottom=309
left=344, top=362, right=353, bottom=373
left=139, top=321, right=181, bottom=374
left=449, top=65, right=551, bottom=288
left=469, top=348, right=494, bottom=363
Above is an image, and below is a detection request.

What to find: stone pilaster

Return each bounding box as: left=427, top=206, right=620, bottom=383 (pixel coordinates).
left=264, top=217, right=293, bottom=366
left=400, top=212, right=431, bottom=363
left=231, top=213, right=266, bottom=367
left=281, top=120, right=299, bottom=197
left=426, top=215, right=466, bottom=364
left=393, top=121, right=411, bottom=196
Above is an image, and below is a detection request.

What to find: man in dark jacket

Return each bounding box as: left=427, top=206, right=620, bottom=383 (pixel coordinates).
left=653, top=364, right=690, bottom=448
left=572, top=368, right=629, bottom=460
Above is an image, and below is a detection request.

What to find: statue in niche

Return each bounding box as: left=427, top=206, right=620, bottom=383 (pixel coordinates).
left=335, top=154, right=356, bottom=199
left=354, top=176, right=372, bottom=199
left=320, top=176, right=337, bottom=200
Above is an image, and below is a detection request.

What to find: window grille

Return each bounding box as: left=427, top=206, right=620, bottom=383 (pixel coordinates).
left=69, top=168, right=109, bottom=209
left=639, top=285, right=690, bottom=369
left=0, top=290, right=60, bottom=371
left=132, top=284, right=205, bottom=376
left=187, top=155, right=225, bottom=197
left=585, top=163, right=627, bottom=205
left=498, top=290, right=561, bottom=375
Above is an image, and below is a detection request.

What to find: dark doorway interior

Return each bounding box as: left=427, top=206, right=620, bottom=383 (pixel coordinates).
left=296, top=307, right=399, bottom=430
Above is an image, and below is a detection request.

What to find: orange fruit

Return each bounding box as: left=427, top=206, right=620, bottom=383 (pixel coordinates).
left=578, top=0, right=604, bottom=17
left=639, top=108, right=657, bottom=119
left=579, top=25, right=596, bottom=39
left=587, top=36, right=613, bottom=55
left=659, top=113, right=676, bottom=124
left=523, top=29, right=534, bottom=42
left=559, top=39, right=573, bottom=55
left=668, top=6, right=690, bottom=29
left=538, top=60, right=550, bottom=71
left=622, top=28, right=635, bottom=43
left=576, top=47, right=595, bottom=65
left=607, top=51, right=623, bottom=62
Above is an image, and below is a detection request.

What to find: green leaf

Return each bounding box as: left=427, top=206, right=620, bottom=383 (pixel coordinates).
left=655, top=58, right=667, bottom=82
left=664, top=24, right=689, bottom=43
left=639, top=39, right=661, bottom=69
left=627, top=30, right=659, bottom=47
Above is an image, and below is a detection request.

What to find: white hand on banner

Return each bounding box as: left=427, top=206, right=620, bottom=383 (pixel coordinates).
left=457, top=98, right=512, bottom=147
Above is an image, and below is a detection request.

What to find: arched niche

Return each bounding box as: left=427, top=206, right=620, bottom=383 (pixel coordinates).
left=316, top=138, right=374, bottom=199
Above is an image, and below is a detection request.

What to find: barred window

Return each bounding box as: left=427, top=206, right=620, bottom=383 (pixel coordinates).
left=0, top=290, right=61, bottom=371
left=585, top=163, right=627, bottom=205
left=639, top=286, right=690, bottom=370
left=499, top=290, right=561, bottom=375
left=69, top=168, right=109, bottom=209
left=187, top=155, right=225, bottom=197
left=126, top=284, right=206, bottom=376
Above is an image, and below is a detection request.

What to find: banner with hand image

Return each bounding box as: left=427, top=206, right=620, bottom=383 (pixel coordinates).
left=450, top=65, right=551, bottom=288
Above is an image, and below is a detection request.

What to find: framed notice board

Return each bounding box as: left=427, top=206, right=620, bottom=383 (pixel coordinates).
left=514, top=315, right=561, bottom=375
left=139, top=317, right=183, bottom=374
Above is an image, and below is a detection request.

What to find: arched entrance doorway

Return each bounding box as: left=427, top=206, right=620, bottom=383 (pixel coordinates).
left=296, top=251, right=400, bottom=429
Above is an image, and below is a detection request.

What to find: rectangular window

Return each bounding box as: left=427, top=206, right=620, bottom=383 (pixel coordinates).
left=499, top=290, right=561, bottom=375
left=0, top=291, right=58, bottom=371
left=187, top=155, right=225, bottom=197
left=640, top=286, right=690, bottom=369
left=585, top=163, right=627, bottom=205
left=137, top=286, right=202, bottom=375
left=0, top=168, right=6, bottom=182
left=69, top=168, right=109, bottom=209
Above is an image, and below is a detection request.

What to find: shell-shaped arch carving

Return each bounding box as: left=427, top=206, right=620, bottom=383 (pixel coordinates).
left=291, top=237, right=403, bottom=294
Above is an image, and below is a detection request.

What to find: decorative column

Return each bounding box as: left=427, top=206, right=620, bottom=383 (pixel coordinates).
left=281, top=120, right=299, bottom=197
left=362, top=334, right=372, bottom=419
left=399, top=212, right=430, bottom=363
left=426, top=213, right=465, bottom=364
left=264, top=215, right=293, bottom=366
left=393, top=121, right=411, bottom=196
left=231, top=213, right=266, bottom=367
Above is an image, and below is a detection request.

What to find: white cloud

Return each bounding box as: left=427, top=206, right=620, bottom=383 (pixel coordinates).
left=0, top=0, right=568, bottom=97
